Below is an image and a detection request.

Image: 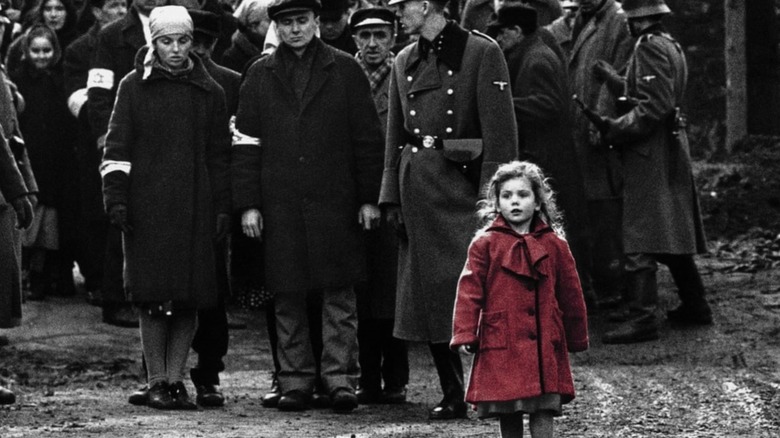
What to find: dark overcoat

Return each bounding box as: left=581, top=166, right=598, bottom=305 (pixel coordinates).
left=605, top=28, right=707, bottom=255
left=506, top=32, right=589, bottom=243
left=451, top=217, right=589, bottom=404
left=88, top=10, right=146, bottom=136
left=378, top=22, right=518, bottom=342
left=232, top=39, right=384, bottom=294
left=568, top=0, right=633, bottom=200
left=101, top=49, right=231, bottom=307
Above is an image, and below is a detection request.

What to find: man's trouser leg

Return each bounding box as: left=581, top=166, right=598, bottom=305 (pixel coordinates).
left=657, top=254, right=712, bottom=324
left=275, top=289, right=317, bottom=394
left=320, top=285, right=359, bottom=394
left=587, top=198, right=626, bottom=306
left=603, top=253, right=660, bottom=344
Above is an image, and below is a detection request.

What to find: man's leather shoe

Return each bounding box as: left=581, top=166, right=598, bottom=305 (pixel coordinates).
left=195, top=384, right=225, bottom=407
left=128, top=385, right=148, bottom=406
left=0, top=386, right=15, bottom=405
left=311, top=388, right=331, bottom=408
left=603, top=323, right=659, bottom=344
left=356, top=387, right=381, bottom=404
left=147, top=382, right=176, bottom=410
left=429, top=398, right=468, bottom=420
left=169, top=381, right=197, bottom=410
left=261, top=375, right=281, bottom=408
left=380, top=386, right=407, bottom=404
left=102, top=304, right=139, bottom=328
left=277, top=390, right=311, bottom=411
left=331, top=388, right=358, bottom=412
left=667, top=304, right=713, bottom=325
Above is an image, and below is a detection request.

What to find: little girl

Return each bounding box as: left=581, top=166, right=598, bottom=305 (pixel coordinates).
left=451, top=161, right=589, bottom=438
left=12, top=24, right=76, bottom=299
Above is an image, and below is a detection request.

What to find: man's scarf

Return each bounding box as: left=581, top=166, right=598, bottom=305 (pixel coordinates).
left=356, top=51, right=394, bottom=94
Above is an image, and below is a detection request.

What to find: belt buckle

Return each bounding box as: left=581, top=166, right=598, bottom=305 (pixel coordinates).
left=422, top=135, right=435, bottom=149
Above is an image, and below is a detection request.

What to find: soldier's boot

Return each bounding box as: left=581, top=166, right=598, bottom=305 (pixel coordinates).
left=603, top=269, right=659, bottom=344
left=665, top=255, right=712, bottom=325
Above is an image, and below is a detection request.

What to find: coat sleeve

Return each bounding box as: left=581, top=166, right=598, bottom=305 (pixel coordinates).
left=0, top=124, right=28, bottom=205
left=377, top=59, right=403, bottom=206
left=87, top=30, right=118, bottom=136
left=344, top=58, right=384, bottom=205
left=606, top=38, right=676, bottom=145
left=63, top=41, right=90, bottom=119
left=100, top=76, right=134, bottom=211
left=451, top=235, right=489, bottom=350
left=476, top=41, right=518, bottom=192
left=553, top=238, right=589, bottom=352
left=207, top=86, right=232, bottom=215
left=231, top=62, right=263, bottom=212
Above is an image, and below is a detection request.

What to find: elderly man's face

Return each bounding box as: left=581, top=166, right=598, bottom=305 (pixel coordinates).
left=354, top=24, right=394, bottom=68
left=276, top=10, right=319, bottom=51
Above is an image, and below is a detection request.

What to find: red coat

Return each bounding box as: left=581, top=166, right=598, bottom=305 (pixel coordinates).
left=451, top=216, right=589, bottom=404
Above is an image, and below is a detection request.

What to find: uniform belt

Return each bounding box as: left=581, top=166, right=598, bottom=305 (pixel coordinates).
left=406, top=134, right=443, bottom=150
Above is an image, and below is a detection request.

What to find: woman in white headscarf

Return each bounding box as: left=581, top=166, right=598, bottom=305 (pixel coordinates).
left=100, top=5, right=231, bottom=410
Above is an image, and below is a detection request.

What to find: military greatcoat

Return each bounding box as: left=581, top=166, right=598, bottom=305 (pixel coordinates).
left=378, top=22, right=517, bottom=343
left=605, top=27, right=707, bottom=255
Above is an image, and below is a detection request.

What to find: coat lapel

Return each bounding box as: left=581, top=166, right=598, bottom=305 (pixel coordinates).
left=407, top=57, right=441, bottom=95
left=300, top=40, right=334, bottom=113
left=569, top=19, right=596, bottom=65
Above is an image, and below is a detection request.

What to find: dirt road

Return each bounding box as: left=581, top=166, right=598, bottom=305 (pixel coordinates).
left=1, top=254, right=779, bottom=437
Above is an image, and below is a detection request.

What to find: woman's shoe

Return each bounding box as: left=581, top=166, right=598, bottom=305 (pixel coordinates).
left=169, top=381, right=197, bottom=410
left=147, top=382, right=175, bottom=410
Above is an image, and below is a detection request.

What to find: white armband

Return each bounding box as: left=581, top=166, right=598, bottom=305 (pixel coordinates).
left=67, top=88, right=88, bottom=117
left=87, top=68, right=115, bottom=90
left=231, top=115, right=261, bottom=147
left=100, top=160, right=131, bottom=177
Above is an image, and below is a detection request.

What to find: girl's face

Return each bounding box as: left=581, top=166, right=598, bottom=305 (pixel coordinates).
left=154, top=33, right=192, bottom=69
left=497, top=176, right=540, bottom=233
left=28, top=36, right=55, bottom=70
left=42, top=0, right=67, bottom=31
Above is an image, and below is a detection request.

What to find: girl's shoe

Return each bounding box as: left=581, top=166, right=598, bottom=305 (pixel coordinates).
left=169, top=381, right=197, bottom=410
left=147, top=382, right=175, bottom=410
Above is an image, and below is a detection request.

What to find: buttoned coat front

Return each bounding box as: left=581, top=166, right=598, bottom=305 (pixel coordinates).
left=378, top=23, right=517, bottom=342
left=101, top=50, right=231, bottom=307
left=232, top=39, right=384, bottom=294
left=451, top=217, right=589, bottom=404
left=605, top=29, right=707, bottom=255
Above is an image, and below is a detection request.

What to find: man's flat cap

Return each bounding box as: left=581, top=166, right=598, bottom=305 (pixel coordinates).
left=487, top=4, right=537, bottom=32
left=189, top=9, right=221, bottom=38
left=268, top=0, right=322, bottom=20
left=349, top=7, right=395, bottom=33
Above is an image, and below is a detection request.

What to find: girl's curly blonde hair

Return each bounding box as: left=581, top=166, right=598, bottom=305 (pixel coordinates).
left=476, top=160, right=565, bottom=237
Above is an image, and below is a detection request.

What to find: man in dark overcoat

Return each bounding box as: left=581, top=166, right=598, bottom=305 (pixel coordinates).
left=489, top=3, right=592, bottom=313
left=568, top=0, right=633, bottom=309
left=596, top=0, right=712, bottom=344
left=349, top=7, right=409, bottom=405
left=379, top=0, right=517, bottom=420
left=88, top=0, right=167, bottom=327
left=232, top=0, right=384, bottom=413
left=63, top=0, right=127, bottom=311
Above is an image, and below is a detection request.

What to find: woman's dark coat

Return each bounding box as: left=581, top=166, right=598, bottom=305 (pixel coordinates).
left=101, top=48, right=231, bottom=307
left=232, top=38, right=384, bottom=294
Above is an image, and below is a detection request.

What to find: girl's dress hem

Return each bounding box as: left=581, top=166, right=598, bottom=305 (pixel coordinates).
left=475, top=393, right=563, bottom=418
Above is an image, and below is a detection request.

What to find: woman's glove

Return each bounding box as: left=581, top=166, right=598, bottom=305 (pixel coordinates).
left=11, top=196, right=33, bottom=229
left=108, top=204, right=132, bottom=234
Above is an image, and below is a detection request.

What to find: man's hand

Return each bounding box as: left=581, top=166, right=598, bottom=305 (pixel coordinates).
left=358, top=204, right=381, bottom=230
left=241, top=208, right=263, bottom=240
left=97, top=133, right=107, bottom=150
left=11, top=196, right=33, bottom=229
left=592, top=59, right=618, bottom=83
left=215, top=213, right=231, bottom=242
left=384, top=204, right=406, bottom=239
left=108, top=204, right=132, bottom=234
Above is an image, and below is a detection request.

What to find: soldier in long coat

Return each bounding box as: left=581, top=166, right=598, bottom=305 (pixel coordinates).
left=598, top=0, right=712, bottom=344
left=568, top=0, right=633, bottom=308
left=379, top=0, right=517, bottom=419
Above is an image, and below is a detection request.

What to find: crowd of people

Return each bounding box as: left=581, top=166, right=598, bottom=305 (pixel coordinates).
left=0, top=0, right=713, bottom=436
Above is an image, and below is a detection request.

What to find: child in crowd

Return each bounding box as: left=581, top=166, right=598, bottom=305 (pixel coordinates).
left=12, top=24, right=75, bottom=299
left=451, top=161, right=589, bottom=438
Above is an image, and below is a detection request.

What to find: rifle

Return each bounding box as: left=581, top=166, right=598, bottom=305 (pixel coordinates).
left=572, top=94, right=610, bottom=136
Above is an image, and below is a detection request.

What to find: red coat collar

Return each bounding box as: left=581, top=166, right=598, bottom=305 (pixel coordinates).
left=486, top=215, right=552, bottom=280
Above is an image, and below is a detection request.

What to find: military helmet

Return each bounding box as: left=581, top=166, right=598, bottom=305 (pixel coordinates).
left=621, top=0, right=671, bottom=18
